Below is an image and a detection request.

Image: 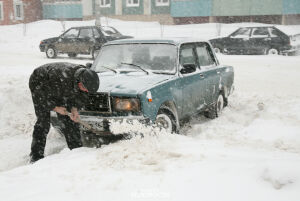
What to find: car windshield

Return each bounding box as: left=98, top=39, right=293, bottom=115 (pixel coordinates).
left=93, top=43, right=177, bottom=74
left=101, top=26, right=119, bottom=36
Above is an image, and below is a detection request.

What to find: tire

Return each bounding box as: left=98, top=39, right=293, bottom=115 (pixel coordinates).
left=91, top=48, right=100, bottom=59
left=46, top=46, right=57, bottom=58
left=155, top=108, right=177, bottom=133
left=214, top=47, right=222, bottom=54
left=267, top=48, right=279, bottom=55
left=68, top=53, right=77, bottom=58
left=204, top=94, right=224, bottom=119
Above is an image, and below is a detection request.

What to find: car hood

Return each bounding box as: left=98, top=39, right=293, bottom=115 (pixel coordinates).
left=42, top=37, right=59, bottom=43
left=97, top=72, right=175, bottom=96
left=209, top=36, right=227, bottom=41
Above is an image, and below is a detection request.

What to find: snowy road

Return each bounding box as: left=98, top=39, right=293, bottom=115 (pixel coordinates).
left=0, top=20, right=300, bottom=201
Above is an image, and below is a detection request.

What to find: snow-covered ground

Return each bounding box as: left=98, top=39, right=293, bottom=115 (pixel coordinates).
left=0, top=19, right=300, bottom=201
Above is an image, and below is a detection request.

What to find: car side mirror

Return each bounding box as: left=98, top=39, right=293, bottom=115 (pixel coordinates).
left=180, top=64, right=196, bottom=74
left=86, top=63, right=92, bottom=69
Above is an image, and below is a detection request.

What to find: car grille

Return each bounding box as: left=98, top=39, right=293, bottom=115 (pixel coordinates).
left=83, top=93, right=111, bottom=113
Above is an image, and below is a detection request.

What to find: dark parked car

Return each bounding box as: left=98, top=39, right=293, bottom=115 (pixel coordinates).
left=50, top=38, right=234, bottom=147
left=39, top=26, right=133, bottom=59
left=209, top=26, right=300, bottom=55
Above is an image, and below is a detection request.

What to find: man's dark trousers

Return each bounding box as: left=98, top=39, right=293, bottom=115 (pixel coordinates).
left=29, top=73, right=82, bottom=160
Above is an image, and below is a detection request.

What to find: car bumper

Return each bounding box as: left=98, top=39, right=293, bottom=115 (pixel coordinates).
left=50, top=112, right=148, bottom=136
left=39, top=44, right=46, bottom=52
left=79, top=115, right=149, bottom=135
left=281, top=46, right=300, bottom=56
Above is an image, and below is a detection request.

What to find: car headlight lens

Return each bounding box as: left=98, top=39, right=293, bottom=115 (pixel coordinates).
left=113, top=98, right=140, bottom=112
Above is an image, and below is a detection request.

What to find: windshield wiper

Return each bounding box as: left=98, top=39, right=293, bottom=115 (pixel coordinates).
left=100, top=66, right=118, bottom=74
left=120, top=62, right=150, bottom=75
left=152, top=71, right=175, bottom=75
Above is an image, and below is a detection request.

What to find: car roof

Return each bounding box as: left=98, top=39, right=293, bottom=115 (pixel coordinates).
left=238, top=25, right=275, bottom=29
left=67, top=25, right=111, bottom=29
left=105, top=37, right=210, bottom=46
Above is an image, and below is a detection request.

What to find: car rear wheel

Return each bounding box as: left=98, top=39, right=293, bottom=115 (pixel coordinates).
left=155, top=108, right=177, bottom=133
left=68, top=53, right=77, bottom=58
left=267, top=48, right=279, bottom=55
left=204, top=94, right=224, bottom=119
left=214, top=47, right=222, bottom=54
left=46, top=47, right=57, bottom=58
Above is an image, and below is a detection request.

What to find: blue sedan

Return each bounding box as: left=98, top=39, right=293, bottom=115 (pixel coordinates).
left=51, top=38, right=234, bottom=146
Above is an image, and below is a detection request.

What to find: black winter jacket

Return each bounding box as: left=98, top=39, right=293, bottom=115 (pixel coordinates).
left=29, top=62, right=89, bottom=112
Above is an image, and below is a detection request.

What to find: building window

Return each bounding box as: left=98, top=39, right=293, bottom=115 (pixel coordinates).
left=0, top=1, right=3, bottom=21
left=100, top=0, right=111, bottom=7
left=156, top=0, right=169, bottom=6
left=126, top=0, right=139, bottom=7
left=14, top=1, right=24, bottom=20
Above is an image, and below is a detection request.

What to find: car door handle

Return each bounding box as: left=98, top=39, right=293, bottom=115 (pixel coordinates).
left=199, top=73, right=204, bottom=78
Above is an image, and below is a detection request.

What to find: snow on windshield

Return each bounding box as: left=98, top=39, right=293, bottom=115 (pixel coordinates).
left=93, top=44, right=177, bottom=74
left=101, top=26, right=119, bottom=36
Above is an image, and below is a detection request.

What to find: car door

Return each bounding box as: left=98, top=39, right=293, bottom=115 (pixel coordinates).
left=55, top=28, right=79, bottom=53
left=179, top=43, right=206, bottom=117
left=268, top=27, right=289, bottom=52
left=77, top=28, right=95, bottom=54
left=249, top=27, right=270, bottom=54
left=195, top=42, right=220, bottom=106
left=226, top=27, right=251, bottom=54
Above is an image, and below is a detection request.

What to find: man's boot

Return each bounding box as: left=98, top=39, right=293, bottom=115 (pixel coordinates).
left=29, top=152, right=44, bottom=163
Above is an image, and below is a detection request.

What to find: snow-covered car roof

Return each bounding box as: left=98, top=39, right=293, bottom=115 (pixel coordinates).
left=104, top=37, right=210, bottom=46
left=234, top=24, right=300, bottom=36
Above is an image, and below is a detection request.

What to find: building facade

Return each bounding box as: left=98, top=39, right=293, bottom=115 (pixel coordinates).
left=171, top=0, right=300, bottom=25
left=41, top=0, right=300, bottom=25
left=95, top=0, right=173, bottom=24
left=0, top=0, right=42, bottom=25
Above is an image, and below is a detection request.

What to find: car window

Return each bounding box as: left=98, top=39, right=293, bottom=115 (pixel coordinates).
left=230, top=28, right=251, bottom=38
left=269, top=28, right=280, bottom=38
left=63, top=28, right=79, bottom=38
left=195, top=43, right=215, bottom=68
left=93, top=28, right=101, bottom=38
left=251, top=28, right=269, bottom=38
left=79, top=28, right=94, bottom=38
left=180, top=44, right=196, bottom=66
left=101, top=26, right=119, bottom=36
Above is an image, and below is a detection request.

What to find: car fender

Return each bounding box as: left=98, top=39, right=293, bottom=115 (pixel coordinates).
left=139, top=82, right=181, bottom=123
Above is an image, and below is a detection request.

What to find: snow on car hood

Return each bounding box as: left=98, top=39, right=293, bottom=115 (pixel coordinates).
left=97, top=72, right=174, bottom=95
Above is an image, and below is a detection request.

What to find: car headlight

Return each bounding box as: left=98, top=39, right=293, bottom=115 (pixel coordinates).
left=113, top=98, right=140, bottom=112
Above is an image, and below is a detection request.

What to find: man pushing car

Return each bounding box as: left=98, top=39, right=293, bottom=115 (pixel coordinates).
left=29, top=62, right=99, bottom=163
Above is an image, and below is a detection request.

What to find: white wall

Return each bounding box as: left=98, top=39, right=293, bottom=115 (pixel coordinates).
left=82, top=0, right=93, bottom=17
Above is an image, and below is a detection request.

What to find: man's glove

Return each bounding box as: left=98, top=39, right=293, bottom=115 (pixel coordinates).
left=53, top=106, right=67, bottom=115
left=70, top=107, right=80, bottom=122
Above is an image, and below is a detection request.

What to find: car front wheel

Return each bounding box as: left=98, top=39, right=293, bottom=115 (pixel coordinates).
left=46, top=47, right=57, bottom=58
left=155, top=108, right=177, bottom=133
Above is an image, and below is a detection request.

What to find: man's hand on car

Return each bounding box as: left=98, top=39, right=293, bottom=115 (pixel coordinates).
left=53, top=106, right=68, bottom=115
